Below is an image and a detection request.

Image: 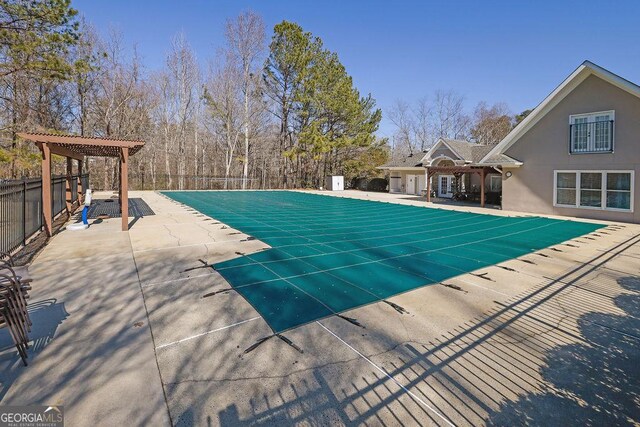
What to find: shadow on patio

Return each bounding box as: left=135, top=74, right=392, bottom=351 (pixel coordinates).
left=0, top=298, right=69, bottom=400
left=193, top=234, right=640, bottom=426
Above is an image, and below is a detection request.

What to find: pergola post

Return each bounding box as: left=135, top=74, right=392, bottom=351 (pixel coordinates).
left=65, top=157, right=73, bottom=216
left=480, top=167, right=486, bottom=208
left=77, top=159, right=83, bottom=204
left=425, top=168, right=431, bottom=202
left=120, top=147, right=129, bottom=231
left=40, top=143, right=53, bottom=237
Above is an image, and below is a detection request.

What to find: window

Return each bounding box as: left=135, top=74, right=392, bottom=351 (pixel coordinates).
left=490, top=175, right=502, bottom=192
left=606, top=173, right=632, bottom=210
left=556, top=172, right=576, bottom=206
left=554, top=170, right=633, bottom=211
left=569, top=111, right=614, bottom=154
left=580, top=172, right=602, bottom=207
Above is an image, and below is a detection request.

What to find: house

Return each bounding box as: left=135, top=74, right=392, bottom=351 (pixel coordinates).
left=483, top=61, right=639, bottom=223
left=378, top=153, right=427, bottom=195
left=421, top=139, right=520, bottom=204
left=380, top=61, right=639, bottom=223
left=379, top=138, right=520, bottom=205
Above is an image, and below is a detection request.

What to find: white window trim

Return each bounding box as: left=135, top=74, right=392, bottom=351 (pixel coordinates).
left=553, top=170, right=634, bottom=212
left=568, top=110, right=615, bottom=124
left=569, top=110, right=615, bottom=154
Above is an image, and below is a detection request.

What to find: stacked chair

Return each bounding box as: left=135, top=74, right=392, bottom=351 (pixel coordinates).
left=0, top=251, right=32, bottom=366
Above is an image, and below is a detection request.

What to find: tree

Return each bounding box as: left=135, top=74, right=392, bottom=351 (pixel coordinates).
left=0, top=11, right=385, bottom=190
left=225, top=11, right=265, bottom=190
left=0, top=0, right=80, bottom=177
left=263, top=20, right=320, bottom=187
left=343, top=138, right=389, bottom=180
left=0, top=0, right=79, bottom=79
left=204, top=62, right=242, bottom=188
left=388, top=100, right=415, bottom=156
left=165, top=33, right=199, bottom=190
left=470, top=101, right=513, bottom=145
left=90, top=31, right=149, bottom=189
left=430, top=89, right=470, bottom=141
left=515, top=108, right=532, bottom=126
left=412, top=97, right=430, bottom=152
left=263, top=20, right=381, bottom=188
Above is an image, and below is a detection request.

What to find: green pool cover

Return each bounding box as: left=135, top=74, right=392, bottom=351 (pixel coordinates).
left=162, top=191, right=603, bottom=333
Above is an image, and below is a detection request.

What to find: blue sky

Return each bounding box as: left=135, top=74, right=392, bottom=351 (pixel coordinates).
left=75, top=0, right=640, bottom=137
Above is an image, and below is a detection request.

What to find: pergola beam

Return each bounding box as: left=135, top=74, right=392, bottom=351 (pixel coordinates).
left=17, top=132, right=143, bottom=148
left=49, top=144, right=85, bottom=161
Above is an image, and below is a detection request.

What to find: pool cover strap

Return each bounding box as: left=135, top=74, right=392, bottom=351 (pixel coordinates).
left=163, top=191, right=603, bottom=334
left=243, top=333, right=304, bottom=354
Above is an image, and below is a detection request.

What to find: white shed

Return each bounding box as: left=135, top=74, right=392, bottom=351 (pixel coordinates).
left=324, top=176, right=344, bottom=191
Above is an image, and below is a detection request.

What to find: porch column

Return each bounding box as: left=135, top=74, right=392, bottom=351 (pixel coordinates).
left=40, top=143, right=53, bottom=237
left=77, top=159, right=83, bottom=204
left=120, top=147, right=129, bottom=231
left=425, top=168, right=431, bottom=202
left=480, top=168, right=485, bottom=208
left=65, top=156, right=73, bottom=215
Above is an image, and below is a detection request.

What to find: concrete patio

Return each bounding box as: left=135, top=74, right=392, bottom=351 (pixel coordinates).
left=0, top=190, right=638, bottom=426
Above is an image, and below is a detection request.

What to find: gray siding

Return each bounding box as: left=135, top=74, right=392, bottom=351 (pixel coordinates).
left=428, top=146, right=459, bottom=163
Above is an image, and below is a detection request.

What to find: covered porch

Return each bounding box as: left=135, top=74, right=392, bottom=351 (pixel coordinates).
left=17, top=133, right=145, bottom=233
left=425, top=165, right=503, bottom=208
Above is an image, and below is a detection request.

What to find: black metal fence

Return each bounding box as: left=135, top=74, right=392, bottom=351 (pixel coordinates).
left=127, top=174, right=266, bottom=191
left=0, top=174, right=89, bottom=254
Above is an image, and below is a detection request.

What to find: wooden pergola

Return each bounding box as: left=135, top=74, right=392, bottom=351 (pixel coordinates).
left=17, top=133, right=145, bottom=234
left=425, top=165, right=500, bottom=208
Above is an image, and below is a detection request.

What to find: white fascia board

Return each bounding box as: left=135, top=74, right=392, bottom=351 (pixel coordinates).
left=480, top=61, right=640, bottom=164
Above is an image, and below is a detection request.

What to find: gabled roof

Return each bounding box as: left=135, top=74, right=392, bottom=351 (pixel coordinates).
left=423, top=138, right=518, bottom=165
left=423, top=138, right=472, bottom=163
left=480, top=60, right=640, bottom=163
left=442, top=139, right=475, bottom=161
left=379, top=152, right=425, bottom=169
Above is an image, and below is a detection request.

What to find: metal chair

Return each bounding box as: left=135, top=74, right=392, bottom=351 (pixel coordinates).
left=0, top=251, right=32, bottom=366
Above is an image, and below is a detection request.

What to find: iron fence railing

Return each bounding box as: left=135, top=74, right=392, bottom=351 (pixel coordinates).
left=126, top=174, right=266, bottom=191
left=569, top=120, right=614, bottom=153
left=0, top=173, right=89, bottom=254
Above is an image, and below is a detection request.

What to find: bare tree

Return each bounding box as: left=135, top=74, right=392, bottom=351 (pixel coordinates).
left=412, top=97, right=431, bottom=151
left=90, top=30, right=147, bottom=189
left=387, top=100, right=415, bottom=156
left=204, top=62, right=242, bottom=188
left=165, top=33, right=200, bottom=189
left=225, top=11, right=265, bottom=189
left=430, top=89, right=470, bottom=141
left=471, top=101, right=513, bottom=144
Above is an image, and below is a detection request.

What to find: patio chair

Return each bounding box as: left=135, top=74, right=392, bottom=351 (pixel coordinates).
left=0, top=275, right=30, bottom=365
left=0, top=251, right=33, bottom=295
left=0, top=251, right=32, bottom=366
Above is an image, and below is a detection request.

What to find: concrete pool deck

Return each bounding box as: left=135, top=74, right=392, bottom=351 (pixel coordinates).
left=0, top=190, right=638, bottom=426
